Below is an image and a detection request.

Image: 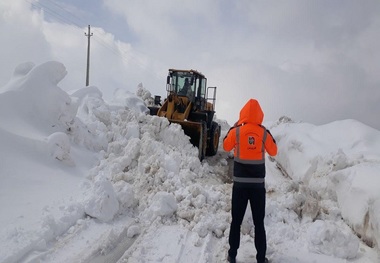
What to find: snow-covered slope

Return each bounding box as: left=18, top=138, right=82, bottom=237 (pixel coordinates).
left=0, top=61, right=379, bottom=263
left=271, top=117, right=380, bottom=249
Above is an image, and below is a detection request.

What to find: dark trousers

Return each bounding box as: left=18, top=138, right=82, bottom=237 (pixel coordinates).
left=228, top=185, right=266, bottom=262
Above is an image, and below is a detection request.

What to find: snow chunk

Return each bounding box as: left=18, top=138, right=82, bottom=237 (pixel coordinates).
left=110, top=88, right=149, bottom=114
left=47, top=132, right=74, bottom=165
left=127, top=225, right=141, bottom=238
left=146, top=192, right=178, bottom=220
left=332, top=162, right=380, bottom=247
left=114, top=180, right=138, bottom=210
left=70, top=88, right=110, bottom=151
left=307, top=220, right=359, bottom=259
left=84, top=177, right=119, bottom=222
left=135, top=83, right=153, bottom=106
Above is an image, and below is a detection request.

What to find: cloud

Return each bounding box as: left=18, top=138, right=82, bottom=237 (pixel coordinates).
left=103, top=0, right=380, bottom=129
left=0, top=0, right=163, bottom=100
left=0, top=1, right=52, bottom=84
left=103, top=0, right=219, bottom=45
left=1, top=0, right=380, bottom=129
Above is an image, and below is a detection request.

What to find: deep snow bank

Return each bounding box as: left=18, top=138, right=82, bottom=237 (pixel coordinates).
left=0, top=62, right=99, bottom=263
left=0, top=61, right=230, bottom=263
left=270, top=117, right=380, bottom=249
left=0, top=61, right=74, bottom=136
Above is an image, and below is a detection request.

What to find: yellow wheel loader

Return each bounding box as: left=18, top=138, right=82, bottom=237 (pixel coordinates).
left=149, top=69, right=221, bottom=160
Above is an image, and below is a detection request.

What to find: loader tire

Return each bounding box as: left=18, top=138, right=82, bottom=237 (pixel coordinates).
left=206, top=121, right=220, bottom=156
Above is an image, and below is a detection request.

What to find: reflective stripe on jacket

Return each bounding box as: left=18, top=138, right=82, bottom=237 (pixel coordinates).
left=223, top=99, right=277, bottom=187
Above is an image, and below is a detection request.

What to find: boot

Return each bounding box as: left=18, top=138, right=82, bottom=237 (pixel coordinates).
left=227, top=255, right=236, bottom=263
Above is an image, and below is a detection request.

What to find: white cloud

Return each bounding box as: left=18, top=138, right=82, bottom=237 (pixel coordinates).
left=0, top=0, right=51, bottom=85
left=0, top=0, right=164, bottom=100
left=1, top=0, right=380, bottom=129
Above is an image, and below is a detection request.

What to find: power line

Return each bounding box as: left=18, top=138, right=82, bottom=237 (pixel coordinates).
left=26, top=0, right=83, bottom=29
left=42, top=0, right=148, bottom=68
left=24, top=0, right=145, bottom=68
left=37, top=0, right=135, bottom=65
left=44, top=0, right=86, bottom=27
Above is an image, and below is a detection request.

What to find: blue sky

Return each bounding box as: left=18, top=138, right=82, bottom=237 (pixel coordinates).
left=1, top=0, right=380, bottom=129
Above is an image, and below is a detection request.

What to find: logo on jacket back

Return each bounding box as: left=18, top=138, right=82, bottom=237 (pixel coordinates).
left=248, top=136, right=257, bottom=150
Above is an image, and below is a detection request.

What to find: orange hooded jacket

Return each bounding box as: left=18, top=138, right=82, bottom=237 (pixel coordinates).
left=223, top=99, right=277, bottom=166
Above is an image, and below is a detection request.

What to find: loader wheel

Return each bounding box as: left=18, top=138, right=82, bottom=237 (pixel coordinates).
left=206, top=121, right=220, bottom=156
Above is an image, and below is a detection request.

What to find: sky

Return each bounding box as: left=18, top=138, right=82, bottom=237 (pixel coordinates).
left=1, top=0, right=380, bottom=129
left=1, top=60, right=379, bottom=262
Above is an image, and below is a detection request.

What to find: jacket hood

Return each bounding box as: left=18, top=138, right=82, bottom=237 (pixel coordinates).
left=238, top=99, right=264, bottom=125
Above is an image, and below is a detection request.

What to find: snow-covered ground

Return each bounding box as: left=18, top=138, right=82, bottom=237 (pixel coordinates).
left=1, top=61, right=380, bottom=263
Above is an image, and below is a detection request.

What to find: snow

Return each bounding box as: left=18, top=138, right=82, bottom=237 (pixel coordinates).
left=270, top=117, right=380, bottom=252
left=0, top=61, right=380, bottom=263
left=307, top=220, right=359, bottom=259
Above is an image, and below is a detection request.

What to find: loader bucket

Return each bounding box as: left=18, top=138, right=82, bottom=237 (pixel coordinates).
left=170, top=120, right=206, bottom=160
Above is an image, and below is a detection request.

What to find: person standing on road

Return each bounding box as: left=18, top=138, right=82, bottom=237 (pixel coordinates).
left=223, top=98, right=277, bottom=263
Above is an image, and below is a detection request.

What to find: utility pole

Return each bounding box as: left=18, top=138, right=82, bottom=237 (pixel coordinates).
left=85, top=25, right=93, bottom=86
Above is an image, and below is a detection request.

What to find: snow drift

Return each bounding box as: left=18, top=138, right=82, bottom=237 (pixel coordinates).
left=1, top=61, right=380, bottom=263
left=270, top=117, right=380, bottom=249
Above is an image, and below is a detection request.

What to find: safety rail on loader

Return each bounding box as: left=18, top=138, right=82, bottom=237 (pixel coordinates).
left=206, top=86, right=217, bottom=112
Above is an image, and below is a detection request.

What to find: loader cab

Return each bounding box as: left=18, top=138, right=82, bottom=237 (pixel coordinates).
left=166, top=69, right=207, bottom=108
